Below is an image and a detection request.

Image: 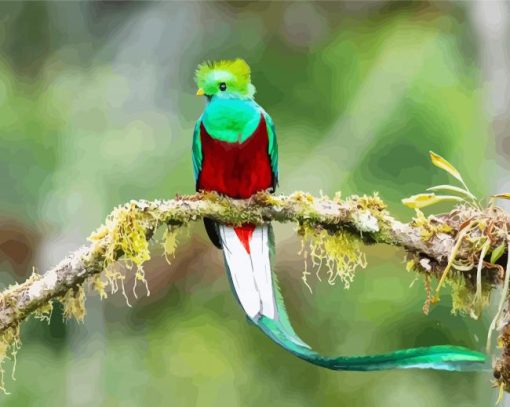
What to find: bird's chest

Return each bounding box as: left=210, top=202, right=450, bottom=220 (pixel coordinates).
left=202, top=99, right=260, bottom=142
left=197, top=114, right=273, bottom=199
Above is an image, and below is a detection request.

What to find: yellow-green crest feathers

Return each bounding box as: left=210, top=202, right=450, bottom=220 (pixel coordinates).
left=195, top=58, right=255, bottom=98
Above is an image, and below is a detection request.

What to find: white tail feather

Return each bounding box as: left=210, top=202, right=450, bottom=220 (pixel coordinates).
left=220, top=224, right=276, bottom=320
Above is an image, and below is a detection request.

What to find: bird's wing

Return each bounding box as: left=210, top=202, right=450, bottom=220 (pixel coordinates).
left=262, top=110, right=279, bottom=190
left=191, top=117, right=203, bottom=188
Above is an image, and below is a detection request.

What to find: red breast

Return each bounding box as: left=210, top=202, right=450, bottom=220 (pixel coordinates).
left=197, top=114, right=273, bottom=199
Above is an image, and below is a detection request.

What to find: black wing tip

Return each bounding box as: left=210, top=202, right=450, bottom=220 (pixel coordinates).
left=203, top=218, right=222, bottom=249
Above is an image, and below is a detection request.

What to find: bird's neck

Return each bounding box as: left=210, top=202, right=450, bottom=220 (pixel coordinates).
left=202, top=97, right=261, bottom=143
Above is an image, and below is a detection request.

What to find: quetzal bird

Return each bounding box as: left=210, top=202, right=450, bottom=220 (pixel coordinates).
left=191, top=58, right=486, bottom=371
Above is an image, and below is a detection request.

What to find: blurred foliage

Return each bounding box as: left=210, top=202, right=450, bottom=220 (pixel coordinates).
left=0, top=1, right=496, bottom=406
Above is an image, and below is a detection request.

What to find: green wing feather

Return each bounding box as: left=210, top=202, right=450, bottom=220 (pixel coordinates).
left=263, top=110, right=278, bottom=187
left=192, top=118, right=202, bottom=184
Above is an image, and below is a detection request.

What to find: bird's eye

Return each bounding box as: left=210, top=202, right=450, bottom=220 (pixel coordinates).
left=219, top=82, right=227, bottom=91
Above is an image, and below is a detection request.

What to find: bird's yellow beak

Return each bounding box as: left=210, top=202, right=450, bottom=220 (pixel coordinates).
left=196, top=88, right=205, bottom=96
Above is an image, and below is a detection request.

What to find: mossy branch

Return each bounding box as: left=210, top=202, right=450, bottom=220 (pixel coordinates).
left=1, top=191, right=510, bottom=392
left=0, top=191, right=447, bottom=333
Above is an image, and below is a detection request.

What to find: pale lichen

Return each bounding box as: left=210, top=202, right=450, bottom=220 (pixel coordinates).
left=345, top=193, right=392, bottom=243
left=352, top=210, right=380, bottom=233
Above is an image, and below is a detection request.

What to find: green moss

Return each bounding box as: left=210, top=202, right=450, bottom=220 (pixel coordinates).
left=61, top=286, right=86, bottom=322
left=87, top=201, right=165, bottom=304
left=447, top=274, right=491, bottom=319
left=289, top=191, right=315, bottom=204
left=162, top=225, right=187, bottom=264
left=33, top=300, right=53, bottom=323
left=0, top=324, right=20, bottom=394
left=253, top=191, right=282, bottom=207
left=346, top=193, right=387, bottom=211
left=410, top=209, right=453, bottom=241
left=100, top=264, right=131, bottom=305
left=299, top=223, right=367, bottom=289
left=90, top=274, right=108, bottom=300
left=163, top=227, right=179, bottom=260
left=104, top=202, right=151, bottom=267
left=293, top=193, right=380, bottom=289
left=133, top=267, right=150, bottom=299
left=422, top=274, right=432, bottom=315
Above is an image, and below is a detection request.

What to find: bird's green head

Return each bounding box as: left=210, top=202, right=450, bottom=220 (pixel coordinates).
left=195, top=58, right=255, bottom=100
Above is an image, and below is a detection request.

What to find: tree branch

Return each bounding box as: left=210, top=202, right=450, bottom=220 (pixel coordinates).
left=0, top=191, right=509, bottom=390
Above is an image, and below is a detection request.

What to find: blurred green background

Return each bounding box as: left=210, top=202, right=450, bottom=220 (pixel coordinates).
left=0, top=1, right=503, bottom=406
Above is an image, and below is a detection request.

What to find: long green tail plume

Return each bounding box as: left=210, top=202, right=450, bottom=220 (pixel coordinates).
left=226, top=225, right=487, bottom=372
left=255, top=313, right=486, bottom=372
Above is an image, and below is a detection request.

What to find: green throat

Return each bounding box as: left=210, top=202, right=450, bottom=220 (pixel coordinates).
left=202, top=97, right=261, bottom=143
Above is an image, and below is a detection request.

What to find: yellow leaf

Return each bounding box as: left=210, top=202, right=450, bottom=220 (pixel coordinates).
left=426, top=185, right=475, bottom=200
left=497, top=383, right=505, bottom=405
left=401, top=193, right=463, bottom=209
left=429, top=151, right=464, bottom=183
left=492, top=193, right=510, bottom=200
